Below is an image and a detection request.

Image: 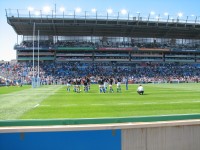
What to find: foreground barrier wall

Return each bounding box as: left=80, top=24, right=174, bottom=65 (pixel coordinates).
left=122, top=123, right=200, bottom=150
left=0, top=130, right=121, bottom=150
left=0, top=115, right=200, bottom=150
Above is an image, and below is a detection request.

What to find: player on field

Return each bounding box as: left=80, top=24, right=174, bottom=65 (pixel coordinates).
left=86, top=77, right=91, bottom=90
left=76, top=77, right=81, bottom=93
left=104, top=78, right=108, bottom=93
left=98, top=76, right=104, bottom=93
left=109, top=77, right=114, bottom=93
left=116, top=76, right=122, bottom=93
left=125, top=76, right=128, bottom=90
left=66, top=77, right=72, bottom=92
left=137, top=84, right=144, bottom=95
left=83, top=77, right=88, bottom=92
left=72, top=78, right=77, bottom=92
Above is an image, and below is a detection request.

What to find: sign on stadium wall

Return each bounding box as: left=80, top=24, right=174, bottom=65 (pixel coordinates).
left=98, top=48, right=133, bottom=51
left=139, top=48, right=170, bottom=51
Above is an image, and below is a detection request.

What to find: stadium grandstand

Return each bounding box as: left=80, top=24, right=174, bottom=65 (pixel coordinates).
left=2, top=9, right=200, bottom=85
left=1, top=7, right=200, bottom=150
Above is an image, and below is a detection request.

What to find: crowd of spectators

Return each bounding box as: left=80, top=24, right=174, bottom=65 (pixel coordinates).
left=0, top=62, right=199, bottom=86
left=14, top=40, right=200, bottom=50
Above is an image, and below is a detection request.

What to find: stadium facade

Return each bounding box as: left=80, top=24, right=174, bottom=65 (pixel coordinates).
left=6, top=9, right=200, bottom=63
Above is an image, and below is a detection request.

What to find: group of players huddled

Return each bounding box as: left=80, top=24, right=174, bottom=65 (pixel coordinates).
left=66, top=76, right=90, bottom=93
left=66, top=76, right=123, bottom=93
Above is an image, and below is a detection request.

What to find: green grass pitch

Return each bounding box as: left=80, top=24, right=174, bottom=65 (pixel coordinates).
left=0, top=83, right=200, bottom=120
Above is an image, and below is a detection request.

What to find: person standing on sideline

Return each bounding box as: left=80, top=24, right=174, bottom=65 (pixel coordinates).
left=125, top=77, right=128, bottom=90
left=137, top=85, right=144, bottom=95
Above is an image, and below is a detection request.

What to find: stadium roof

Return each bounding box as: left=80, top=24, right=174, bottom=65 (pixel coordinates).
left=7, top=15, right=200, bottom=39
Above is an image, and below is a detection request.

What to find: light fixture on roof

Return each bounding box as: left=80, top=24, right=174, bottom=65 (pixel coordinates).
left=136, top=12, right=140, bottom=16
left=34, top=11, right=40, bottom=16
left=120, top=9, right=127, bottom=15
left=91, top=8, right=97, bottom=13
left=136, top=12, right=140, bottom=21
left=150, top=11, right=155, bottom=15
left=177, top=12, right=183, bottom=17
left=27, top=6, right=34, bottom=12
left=75, top=7, right=82, bottom=13
left=43, top=6, right=51, bottom=14
left=59, top=7, right=65, bottom=12
left=164, top=12, right=169, bottom=16
left=107, top=8, right=113, bottom=14
left=191, top=14, right=195, bottom=17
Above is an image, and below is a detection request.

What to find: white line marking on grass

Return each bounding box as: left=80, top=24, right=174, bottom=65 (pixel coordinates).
left=170, top=101, right=186, bottom=104
left=91, top=104, right=105, bottom=106
left=118, top=103, right=133, bottom=105
left=0, top=85, right=63, bottom=119
left=169, top=101, right=200, bottom=104
left=64, top=104, right=78, bottom=107
left=39, top=105, right=50, bottom=107
left=34, top=104, right=39, bottom=108
left=143, top=102, right=156, bottom=105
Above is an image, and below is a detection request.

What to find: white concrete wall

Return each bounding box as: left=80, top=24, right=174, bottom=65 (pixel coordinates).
left=1, top=119, right=200, bottom=150
left=122, top=125, right=200, bottom=150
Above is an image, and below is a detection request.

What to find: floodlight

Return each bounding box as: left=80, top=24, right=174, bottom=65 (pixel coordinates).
left=107, top=8, right=113, bottom=14
left=150, top=11, right=155, bottom=15
left=27, top=6, right=34, bottom=12
left=136, top=12, right=140, bottom=14
left=191, top=14, right=195, bottom=17
left=59, top=7, right=65, bottom=12
left=120, top=9, right=127, bottom=15
left=75, top=7, right=81, bottom=13
left=91, top=8, right=97, bottom=13
left=43, top=6, right=51, bottom=13
left=34, top=11, right=40, bottom=16
left=164, top=12, right=169, bottom=16
left=177, top=12, right=183, bottom=17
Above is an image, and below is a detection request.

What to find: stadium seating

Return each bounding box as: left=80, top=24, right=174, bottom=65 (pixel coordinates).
left=0, top=62, right=199, bottom=86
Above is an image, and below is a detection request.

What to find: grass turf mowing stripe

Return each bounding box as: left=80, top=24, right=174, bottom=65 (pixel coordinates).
left=0, top=85, right=30, bottom=94
left=19, top=83, right=200, bottom=119
left=26, top=100, right=200, bottom=107
left=0, top=85, right=62, bottom=120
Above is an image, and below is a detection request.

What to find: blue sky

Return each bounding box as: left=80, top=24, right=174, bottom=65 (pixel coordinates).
left=0, top=0, right=199, bottom=61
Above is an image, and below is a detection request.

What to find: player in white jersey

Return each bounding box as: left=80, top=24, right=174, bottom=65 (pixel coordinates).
left=66, top=78, right=72, bottom=92
left=104, top=78, right=108, bottom=93
left=116, top=77, right=122, bottom=93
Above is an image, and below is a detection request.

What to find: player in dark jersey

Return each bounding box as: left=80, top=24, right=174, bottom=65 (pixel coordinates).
left=109, top=77, right=114, bottom=93
left=76, top=77, right=81, bottom=93
left=83, top=77, right=88, bottom=92
left=86, top=77, right=91, bottom=90
left=72, top=78, right=77, bottom=92
left=98, top=76, right=104, bottom=93
left=66, top=78, right=72, bottom=92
